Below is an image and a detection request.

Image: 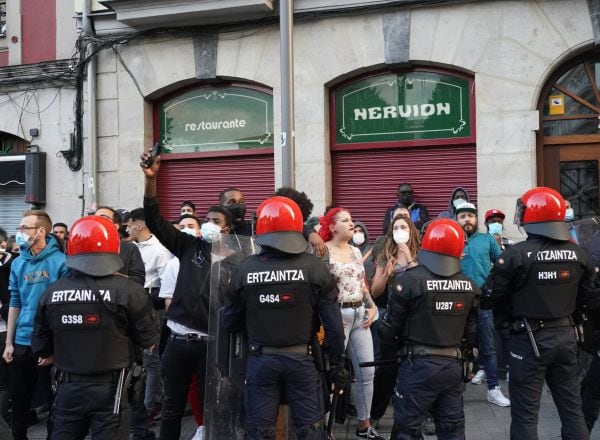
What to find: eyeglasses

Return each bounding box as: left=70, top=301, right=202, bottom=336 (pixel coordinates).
left=16, top=226, right=38, bottom=232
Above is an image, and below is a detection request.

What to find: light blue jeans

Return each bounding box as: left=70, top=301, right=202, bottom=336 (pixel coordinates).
left=341, top=305, right=375, bottom=421
left=477, top=308, right=499, bottom=389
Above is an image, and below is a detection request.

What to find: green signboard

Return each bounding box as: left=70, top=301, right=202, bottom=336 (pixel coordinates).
left=159, top=86, right=273, bottom=153
left=334, top=72, right=471, bottom=144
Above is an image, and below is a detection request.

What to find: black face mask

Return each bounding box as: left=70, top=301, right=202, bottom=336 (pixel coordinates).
left=399, top=193, right=414, bottom=206
left=118, top=224, right=129, bottom=239
left=225, top=203, right=247, bottom=227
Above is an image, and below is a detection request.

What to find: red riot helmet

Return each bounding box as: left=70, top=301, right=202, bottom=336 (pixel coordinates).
left=514, top=187, right=570, bottom=241
left=255, top=196, right=308, bottom=254
left=417, top=219, right=465, bottom=276
left=67, top=216, right=123, bottom=276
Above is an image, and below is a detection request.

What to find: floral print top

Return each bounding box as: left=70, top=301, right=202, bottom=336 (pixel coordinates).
left=327, top=246, right=367, bottom=303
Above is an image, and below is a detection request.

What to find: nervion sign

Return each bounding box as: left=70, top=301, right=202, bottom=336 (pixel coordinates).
left=334, top=71, right=472, bottom=144
left=159, top=86, right=273, bottom=153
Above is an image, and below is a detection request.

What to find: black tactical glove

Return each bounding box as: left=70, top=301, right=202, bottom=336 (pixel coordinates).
left=330, top=364, right=350, bottom=390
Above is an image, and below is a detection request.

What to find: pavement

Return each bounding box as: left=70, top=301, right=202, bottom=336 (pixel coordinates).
left=25, top=377, right=600, bottom=439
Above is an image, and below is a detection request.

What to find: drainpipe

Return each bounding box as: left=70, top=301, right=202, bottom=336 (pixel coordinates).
left=280, top=0, right=295, bottom=188
left=82, top=0, right=98, bottom=212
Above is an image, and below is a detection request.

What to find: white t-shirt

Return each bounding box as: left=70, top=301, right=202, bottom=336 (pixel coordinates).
left=135, top=235, right=173, bottom=289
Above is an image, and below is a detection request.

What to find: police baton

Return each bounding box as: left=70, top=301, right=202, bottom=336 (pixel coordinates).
left=523, top=318, right=541, bottom=359
left=327, top=354, right=346, bottom=440
left=326, top=388, right=340, bottom=439
left=112, top=368, right=127, bottom=414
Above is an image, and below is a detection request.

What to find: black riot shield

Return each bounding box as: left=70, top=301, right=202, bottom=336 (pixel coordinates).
left=569, top=217, right=600, bottom=355
left=205, top=234, right=258, bottom=440
left=569, top=217, right=600, bottom=267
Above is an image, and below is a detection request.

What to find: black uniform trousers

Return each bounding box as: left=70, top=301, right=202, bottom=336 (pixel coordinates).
left=582, top=353, right=600, bottom=432
left=244, top=353, right=324, bottom=440
left=159, top=337, right=207, bottom=440
left=392, top=357, right=464, bottom=440
left=509, top=326, right=588, bottom=440
left=51, top=379, right=128, bottom=439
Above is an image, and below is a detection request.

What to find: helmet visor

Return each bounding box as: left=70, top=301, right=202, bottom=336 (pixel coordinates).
left=513, top=198, right=525, bottom=227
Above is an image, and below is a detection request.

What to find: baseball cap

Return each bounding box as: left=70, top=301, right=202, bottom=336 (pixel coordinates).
left=455, top=202, right=477, bottom=216
left=484, top=209, right=505, bottom=222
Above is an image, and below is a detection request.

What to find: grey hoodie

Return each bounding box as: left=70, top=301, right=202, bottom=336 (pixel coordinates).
left=437, top=187, right=471, bottom=220
left=351, top=221, right=375, bottom=283
left=351, top=221, right=372, bottom=255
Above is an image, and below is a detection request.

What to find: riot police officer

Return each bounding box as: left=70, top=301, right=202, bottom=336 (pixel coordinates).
left=31, top=216, right=157, bottom=439
left=484, top=187, right=599, bottom=440
left=379, top=218, right=478, bottom=440
left=222, top=196, right=348, bottom=440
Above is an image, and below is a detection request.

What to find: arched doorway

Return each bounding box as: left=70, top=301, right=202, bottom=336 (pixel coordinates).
left=329, top=67, right=477, bottom=237
left=153, top=82, right=275, bottom=221
left=537, top=53, right=600, bottom=220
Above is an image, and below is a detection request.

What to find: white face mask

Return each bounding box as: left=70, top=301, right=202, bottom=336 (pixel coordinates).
left=353, top=232, right=365, bottom=245
left=181, top=227, right=197, bottom=237
left=201, top=222, right=222, bottom=243
left=453, top=198, right=466, bottom=208
left=393, top=229, right=410, bottom=245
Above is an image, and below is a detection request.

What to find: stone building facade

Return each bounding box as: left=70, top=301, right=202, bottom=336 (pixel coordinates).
left=1, top=0, right=598, bottom=237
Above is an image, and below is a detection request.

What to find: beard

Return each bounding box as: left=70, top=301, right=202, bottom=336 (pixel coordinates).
left=462, top=222, right=477, bottom=236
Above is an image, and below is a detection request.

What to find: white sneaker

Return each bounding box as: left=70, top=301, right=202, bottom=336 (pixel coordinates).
left=487, top=386, right=510, bottom=407
left=192, top=426, right=204, bottom=440
left=471, top=369, right=486, bottom=384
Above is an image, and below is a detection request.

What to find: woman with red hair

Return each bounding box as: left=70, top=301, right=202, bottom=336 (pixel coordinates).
left=318, top=208, right=384, bottom=440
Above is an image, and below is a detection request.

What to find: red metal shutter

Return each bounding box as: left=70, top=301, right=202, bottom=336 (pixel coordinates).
left=156, top=151, right=275, bottom=221
left=332, top=145, right=477, bottom=238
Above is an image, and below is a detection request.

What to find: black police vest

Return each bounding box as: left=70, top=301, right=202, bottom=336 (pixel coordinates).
left=510, top=244, right=585, bottom=320
left=243, top=256, right=315, bottom=347
left=43, top=282, right=133, bottom=374
left=406, top=274, right=476, bottom=347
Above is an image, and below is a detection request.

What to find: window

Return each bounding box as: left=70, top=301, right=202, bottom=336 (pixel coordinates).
left=0, top=1, right=6, bottom=38
left=541, top=58, right=600, bottom=136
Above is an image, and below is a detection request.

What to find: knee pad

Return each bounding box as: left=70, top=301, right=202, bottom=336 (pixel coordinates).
left=246, top=424, right=276, bottom=439
left=435, top=420, right=465, bottom=434
left=295, top=418, right=324, bottom=440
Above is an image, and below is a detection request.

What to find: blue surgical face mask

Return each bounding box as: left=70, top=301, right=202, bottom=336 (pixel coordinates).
left=488, top=222, right=503, bottom=236
left=201, top=222, right=222, bottom=243
left=565, top=208, right=574, bottom=221
left=15, top=231, right=32, bottom=248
